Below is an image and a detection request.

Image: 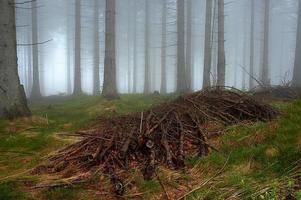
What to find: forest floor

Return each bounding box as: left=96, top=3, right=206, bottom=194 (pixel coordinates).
left=0, top=93, right=300, bottom=200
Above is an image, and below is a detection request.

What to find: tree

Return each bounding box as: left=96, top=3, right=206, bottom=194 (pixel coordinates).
left=160, top=0, right=167, bottom=93
left=93, top=0, right=100, bottom=95
left=144, top=0, right=151, bottom=94
left=217, top=0, right=226, bottom=86
left=73, top=0, right=82, bottom=95
left=30, top=0, right=41, bottom=99
left=292, top=0, right=301, bottom=87
left=133, top=0, right=138, bottom=93
left=66, top=4, right=72, bottom=95
left=186, top=0, right=193, bottom=91
left=177, top=0, right=187, bottom=92
left=102, top=0, right=118, bottom=99
left=203, top=0, right=213, bottom=88
left=249, top=0, right=255, bottom=89
left=261, top=0, right=270, bottom=86
left=0, top=0, right=31, bottom=118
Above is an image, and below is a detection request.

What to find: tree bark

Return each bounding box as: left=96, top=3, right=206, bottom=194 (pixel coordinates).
left=186, top=0, right=193, bottom=91
left=249, top=0, right=255, bottom=89
left=217, top=0, right=226, bottom=86
left=30, top=0, right=41, bottom=99
left=203, top=0, right=213, bottom=88
left=73, top=0, right=82, bottom=95
left=292, top=0, right=301, bottom=87
left=102, top=0, right=119, bottom=99
left=93, top=0, right=100, bottom=95
left=160, top=0, right=167, bottom=94
left=144, top=0, right=151, bottom=94
left=261, top=0, right=270, bottom=86
left=133, top=0, right=138, bottom=93
left=177, top=0, right=187, bottom=92
left=0, top=0, right=31, bottom=118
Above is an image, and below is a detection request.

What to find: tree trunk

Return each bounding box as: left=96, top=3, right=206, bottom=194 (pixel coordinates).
left=186, top=0, right=192, bottom=91
left=177, top=0, right=187, bottom=92
left=249, top=0, right=255, bottom=89
left=133, top=0, right=138, bottom=93
left=73, top=0, right=82, bottom=95
left=0, top=0, right=31, bottom=118
left=217, top=0, right=226, bottom=86
left=127, top=0, right=132, bottom=93
left=261, top=0, right=270, bottom=86
left=160, top=0, right=167, bottom=94
left=292, top=0, right=301, bottom=87
left=30, top=0, right=41, bottom=99
left=93, top=0, right=100, bottom=95
left=203, top=0, right=213, bottom=88
left=102, top=0, right=118, bottom=99
left=66, top=7, right=72, bottom=95
left=144, top=0, right=151, bottom=94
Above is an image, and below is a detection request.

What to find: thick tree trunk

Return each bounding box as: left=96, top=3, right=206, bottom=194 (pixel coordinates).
left=217, top=0, right=226, bottom=86
left=186, top=0, right=192, bottom=91
left=30, top=0, right=41, bottom=99
left=249, top=0, right=255, bottom=89
left=177, top=0, right=187, bottom=92
left=144, top=0, right=151, bottom=94
left=93, top=0, right=100, bottom=95
left=102, top=0, right=118, bottom=99
left=0, top=0, right=31, bottom=118
left=73, top=0, right=82, bottom=95
left=203, top=0, right=213, bottom=88
left=292, top=0, right=301, bottom=87
left=261, top=0, right=270, bottom=86
left=160, top=0, right=167, bottom=94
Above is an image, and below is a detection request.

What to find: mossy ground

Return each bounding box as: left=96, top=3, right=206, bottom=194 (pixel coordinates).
left=0, top=94, right=300, bottom=199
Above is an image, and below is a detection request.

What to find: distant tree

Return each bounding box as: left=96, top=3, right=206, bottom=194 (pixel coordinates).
left=203, top=0, right=213, bottom=88
left=177, top=0, right=187, bottom=92
left=66, top=4, right=72, bottom=95
left=30, top=0, right=41, bottom=99
left=292, top=0, right=301, bottom=87
left=249, top=0, right=255, bottom=89
left=186, top=0, right=193, bottom=91
left=160, top=0, right=167, bottom=94
left=93, top=0, right=100, bottom=95
left=102, top=0, right=119, bottom=99
left=0, top=0, right=31, bottom=118
left=133, top=0, right=138, bottom=93
left=144, top=0, right=151, bottom=94
left=73, top=0, right=82, bottom=95
left=217, top=0, right=226, bottom=86
left=261, top=0, right=270, bottom=86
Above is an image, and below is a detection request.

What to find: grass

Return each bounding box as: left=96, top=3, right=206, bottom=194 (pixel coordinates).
left=0, top=94, right=300, bottom=199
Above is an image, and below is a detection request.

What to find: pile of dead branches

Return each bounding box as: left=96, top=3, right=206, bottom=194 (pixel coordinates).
left=37, top=87, right=279, bottom=195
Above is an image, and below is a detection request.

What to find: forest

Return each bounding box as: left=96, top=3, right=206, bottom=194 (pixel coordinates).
left=0, top=0, right=301, bottom=199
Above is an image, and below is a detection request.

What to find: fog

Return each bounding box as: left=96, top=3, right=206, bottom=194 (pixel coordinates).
left=15, top=0, right=299, bottom=96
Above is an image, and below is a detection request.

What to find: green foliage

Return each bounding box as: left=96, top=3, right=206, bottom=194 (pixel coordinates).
left=0, top=182, right=31, bottom=200
left=43, top=187, right=79, bottom=200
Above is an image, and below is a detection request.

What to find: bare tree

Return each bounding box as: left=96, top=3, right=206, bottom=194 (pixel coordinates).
left=177, top=0, right=187, bottom=92
left=93, top=0, right=100, bottom=95
left=160, top=0, right=167, bottom=94
left=249, top=0, right=255, bottom=89
left=144, top=0, right=151, bottom=94
left=261, top=0, right=270, bottom=86
left=203, top=0, right=213, bottom=88
left=30, top=0, right=41, bottom=99
left=292, top=0, right=301, bottom=87
left=0, top=0, right=31, bottom=118
left=66, top=4, right=72, bottom=95
left=217, top=0, right=226, bottom=86
left=186, top=0, right=193, bottom=91
left=73, top=0, right=82, bottom=95
left=102, top=0, right=118, bottom=99
left=133, top=0, right=138, bottom=93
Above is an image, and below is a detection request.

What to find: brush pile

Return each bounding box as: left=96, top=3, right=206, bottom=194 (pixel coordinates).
left=39, top=87, right=279, bottom=195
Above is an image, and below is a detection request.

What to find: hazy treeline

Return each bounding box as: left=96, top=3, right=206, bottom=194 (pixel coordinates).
left=14, top=0, right=300, bottom=97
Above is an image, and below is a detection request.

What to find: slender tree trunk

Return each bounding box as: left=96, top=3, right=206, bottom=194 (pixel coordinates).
left=133, top=0, right=138, bottom=93
left=30, top=0, right=41, bottom=99
left=66, top=9, right=72, bottom=95
left=292, top=0, right=301, bottom=87
left=102, top=0, right=118, bottom=99
left=177, top=0, right=187, bottom=92
left=249, top=0, right=255, bottom=89
left=93, top=0, right=100, bottom=95
left=144, top=0, right=151, bottom=94
left=203, top=0, right=213, bottom=88
left=217, top=0, right=226, bottom=86
left=262, top=0, right=270, bottom=86
left=27, top=24, right=32, bottom=95
left=127, top=0, right=132, bottom=93
left=0, top=0, right=31, bottom=118
left=160, top=0, right=167, bottom=94
left=186, top=0, right=192, bottom=91
left=73, top=0, right=82, bottom=95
